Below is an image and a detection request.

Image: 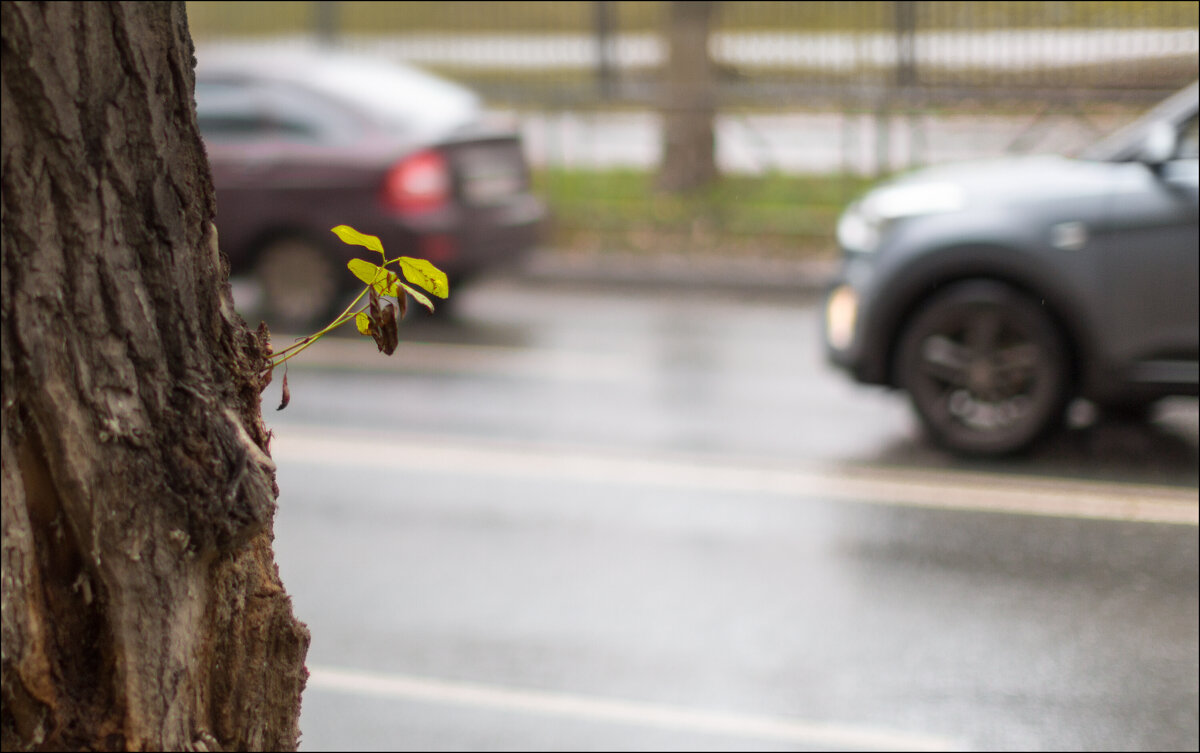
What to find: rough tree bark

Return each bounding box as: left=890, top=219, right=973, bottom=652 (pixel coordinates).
left=1, top=3, right=309, bottom=750
left=656, top=0, right=718, bottom=193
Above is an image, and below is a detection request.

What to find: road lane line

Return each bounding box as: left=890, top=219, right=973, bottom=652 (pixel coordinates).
left=270, top=428, right=1198, bottom=526
left=306, top=665, right=960, bottom=751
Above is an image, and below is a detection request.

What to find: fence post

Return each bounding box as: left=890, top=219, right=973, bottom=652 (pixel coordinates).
left=895, top=1, right=917, bottom=90
left=895, top=0, right=922, bottom=170
left=315, top=0, right=338, bottom=48
left=594, top=1, right=618, bottom=100
left=878, top=0, right=919, bottom=176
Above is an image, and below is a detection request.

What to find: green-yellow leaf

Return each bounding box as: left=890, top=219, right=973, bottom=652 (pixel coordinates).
left=355, top=311, right=372, bottom=335
left=381, top=271, right=402, bottom=297
left=400, top=282, right=435, bottom=312
left=347, top=258, right=397, bottom=296
left=332, top=225, right=385, bottom=258
left=398, top=257, right=450, bottom=299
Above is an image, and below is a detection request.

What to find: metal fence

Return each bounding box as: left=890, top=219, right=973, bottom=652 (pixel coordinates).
left=187, top=1, right=1198, bottom=102
left=186, top=1, right=1199, bottom=256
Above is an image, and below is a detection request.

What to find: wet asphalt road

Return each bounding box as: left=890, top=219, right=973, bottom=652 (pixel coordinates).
left=253, top=275, right=1198, bottom=752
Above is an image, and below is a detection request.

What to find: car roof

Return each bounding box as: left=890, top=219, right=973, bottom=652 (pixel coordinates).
left=1082, top=80, right=1199, bottom=161
left=195, top=43, right=483, bottom=139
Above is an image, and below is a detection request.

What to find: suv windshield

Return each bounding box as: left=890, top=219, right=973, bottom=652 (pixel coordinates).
left=1081, top=80, right=1199, bottom=162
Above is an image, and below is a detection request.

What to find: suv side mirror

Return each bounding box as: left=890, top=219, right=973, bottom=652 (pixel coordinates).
left=1137, top=121, right=1178, bottom=168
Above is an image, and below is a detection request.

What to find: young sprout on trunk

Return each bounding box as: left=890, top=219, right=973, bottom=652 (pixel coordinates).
left=264, top=225, right=450, bottom=408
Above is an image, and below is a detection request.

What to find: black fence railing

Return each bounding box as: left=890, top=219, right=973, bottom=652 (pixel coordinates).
left=187, top=1, right=1198, bottom=105
left=185, top=1, right=1198, bottom=257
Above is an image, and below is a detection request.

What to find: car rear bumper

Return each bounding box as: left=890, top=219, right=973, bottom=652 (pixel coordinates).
left=447, top=195, right=547, bottom=280
left=370, top=194, right=548, bottom=283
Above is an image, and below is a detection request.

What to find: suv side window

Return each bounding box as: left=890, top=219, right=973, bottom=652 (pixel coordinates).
left=1162, top=113, right=1199, bottom=191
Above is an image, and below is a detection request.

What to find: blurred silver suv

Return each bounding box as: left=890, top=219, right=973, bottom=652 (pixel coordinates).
left=823, top=82, right=1198, bottom=457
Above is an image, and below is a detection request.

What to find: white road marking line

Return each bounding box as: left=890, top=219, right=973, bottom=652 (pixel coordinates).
left=270, top=428, right=1198, bottom=526
left=306, top=665, right=960, bottom=751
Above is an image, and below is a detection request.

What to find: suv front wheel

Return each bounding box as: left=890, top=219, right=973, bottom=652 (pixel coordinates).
left=895, top=281, right=1070, bottom=457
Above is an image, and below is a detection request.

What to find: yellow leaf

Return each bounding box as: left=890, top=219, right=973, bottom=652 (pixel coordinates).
left=398, top=257, right=450, bottom=299
left=347, top=259, right=396, bottom=296
left=332, top=225, right=385, bottom=257
left=400, top=282, right=435, bottom=312
left=355, top=311, right=372, bottom=335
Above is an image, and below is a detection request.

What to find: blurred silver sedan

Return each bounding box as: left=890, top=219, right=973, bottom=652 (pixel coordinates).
left=195, top=45, right=546, bottom=328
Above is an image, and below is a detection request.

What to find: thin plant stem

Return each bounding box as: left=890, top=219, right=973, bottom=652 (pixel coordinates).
left=266, top=286, right=370, bottom=370
left=261, top=251, right=435, bottom=377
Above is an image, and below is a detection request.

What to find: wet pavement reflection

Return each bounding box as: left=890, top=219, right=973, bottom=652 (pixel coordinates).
left=262, top=276, right=1197, bottom=488
left=249, top=275, right=1197, bottom=752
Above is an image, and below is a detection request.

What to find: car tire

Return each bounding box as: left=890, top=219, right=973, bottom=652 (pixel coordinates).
left=255, top=235, right=339, bottom=332
left=895, top=280, right=1070, bottom=457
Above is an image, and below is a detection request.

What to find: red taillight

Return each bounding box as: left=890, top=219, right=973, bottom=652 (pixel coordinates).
left=381, top=149, right=450, bottom=214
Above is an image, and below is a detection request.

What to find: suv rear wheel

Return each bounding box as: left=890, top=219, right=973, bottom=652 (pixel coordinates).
left=895, top=281, right=1070, bottom=457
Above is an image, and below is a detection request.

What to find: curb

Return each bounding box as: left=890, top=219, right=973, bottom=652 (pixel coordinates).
left=512, top=249, right=840, bottom=296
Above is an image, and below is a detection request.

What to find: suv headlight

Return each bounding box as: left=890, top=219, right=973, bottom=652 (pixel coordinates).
left=836, top=209, right=880, bottom=254
left=837, top=182, right=966, bottom=253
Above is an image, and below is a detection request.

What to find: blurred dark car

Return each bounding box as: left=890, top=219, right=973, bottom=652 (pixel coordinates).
left=823, top=81, right=1198, bottom=457
left=195, top=46, right=546, bottom=328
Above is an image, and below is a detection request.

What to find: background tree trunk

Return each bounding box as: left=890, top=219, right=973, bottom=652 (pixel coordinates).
left=656, top=1, right=719, bottom=193
left=1, top=3, right=309, bottom=750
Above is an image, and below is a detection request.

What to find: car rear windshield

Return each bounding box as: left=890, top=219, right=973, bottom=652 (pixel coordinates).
left=290, top=55, right=482, bottom=138
left=195, top=79, right=365, bottom=145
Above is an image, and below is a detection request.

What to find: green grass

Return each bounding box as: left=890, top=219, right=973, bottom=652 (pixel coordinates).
left=534, top=168, right=877, bottom=258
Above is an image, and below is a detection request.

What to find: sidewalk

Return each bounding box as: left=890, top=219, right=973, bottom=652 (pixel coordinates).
left=513, top=247, right=840, bottom=296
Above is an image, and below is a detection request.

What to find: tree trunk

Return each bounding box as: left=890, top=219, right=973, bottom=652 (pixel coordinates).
left=656, top=1, right=718, bottom=193
left=1, top=3, right=309, bottom=750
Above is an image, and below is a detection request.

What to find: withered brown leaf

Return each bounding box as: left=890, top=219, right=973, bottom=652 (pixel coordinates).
left=378, top=301, right=399, bottom=355
left=276, top=370, right=290, bottom=411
